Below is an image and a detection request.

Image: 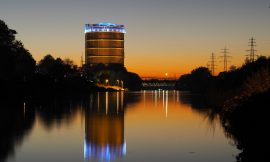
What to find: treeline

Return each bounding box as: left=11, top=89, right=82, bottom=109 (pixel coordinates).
left=175, top=57, right=270, bottom=107
left=175, top=56, right=270, bottom=161
left=0, top=19, right=97, bottom=99
left=0, top=19, right=142, bottom=100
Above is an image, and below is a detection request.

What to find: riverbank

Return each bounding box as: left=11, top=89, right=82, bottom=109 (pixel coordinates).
left=175, top=57, right=270, bottom=161
left=220, top=89, right=270, bottom=162
left=175, top=56, right=270, bottom=107
left=0, top=78, right=127, bottom=103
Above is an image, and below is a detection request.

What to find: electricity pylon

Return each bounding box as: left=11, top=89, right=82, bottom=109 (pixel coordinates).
left=220, top=47, right=231, bottom=72
left=246, top=37, right=258, bottom=62
left=208, top=52, right=217, bottom=75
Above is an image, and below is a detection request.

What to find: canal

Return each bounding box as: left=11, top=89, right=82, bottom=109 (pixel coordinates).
left=1, top=91, right=239, bottom=162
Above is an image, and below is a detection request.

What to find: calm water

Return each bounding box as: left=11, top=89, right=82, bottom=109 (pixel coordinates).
left=1, top=91, right=239, bottom=162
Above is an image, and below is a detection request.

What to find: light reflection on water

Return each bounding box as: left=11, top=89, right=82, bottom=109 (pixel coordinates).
left=1, top=91, right=239, bottom=162
left=84, top=92, right=126, bottom=162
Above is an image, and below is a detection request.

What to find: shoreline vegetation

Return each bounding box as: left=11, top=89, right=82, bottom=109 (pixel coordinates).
left=0, top=19, right=142, bottom=101
left=175, top=56, right=270, bottom=161
left=175, top=56, right=270, bottom=108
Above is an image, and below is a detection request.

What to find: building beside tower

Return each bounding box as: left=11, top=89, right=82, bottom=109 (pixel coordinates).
left=85, top=23, right=125, bottom=66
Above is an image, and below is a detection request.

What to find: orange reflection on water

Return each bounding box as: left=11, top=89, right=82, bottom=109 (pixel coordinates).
left=8, top=91, right=238, bottom=162
left=126, top=90, right=196, bottom=122
left=84, top=92, right=126, bottom=161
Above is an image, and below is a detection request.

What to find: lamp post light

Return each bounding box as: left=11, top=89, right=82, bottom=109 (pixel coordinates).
left=105, top=79, right=109, bottom=86
left=121, top=80, right=124, bottom=89
left=116, top=80, right=119, bottom=87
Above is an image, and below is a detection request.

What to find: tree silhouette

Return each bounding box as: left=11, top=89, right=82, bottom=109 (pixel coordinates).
left=37, top=54, right=77, bottom=79
left=37, top=54, right=56, bottom=75
left=175, top=67, right=212, bottom=93
left=0, top=19, right=36, bottom=81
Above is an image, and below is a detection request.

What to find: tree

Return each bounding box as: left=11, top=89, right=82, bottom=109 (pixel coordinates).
left=63, top=58, right=74, bottom=67
left=0, top=19, right=36, bottom=81
left=175, top=67, right=212, bottom=93
left=229, top=65, right=237, bottom=71
left=37, top=54, right=56, bottom=75
left=37, top=55, right=78, bottom=79
left=125, top=72, right=142, bottom=90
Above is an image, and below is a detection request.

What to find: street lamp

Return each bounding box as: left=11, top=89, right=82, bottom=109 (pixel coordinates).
left=105, top=79, right=109, bottom=86
left=121, top=80, right=124, bottom=89
left=116, top=80, right=119, bottom=87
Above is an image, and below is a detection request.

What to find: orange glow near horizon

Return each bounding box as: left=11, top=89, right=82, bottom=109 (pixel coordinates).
left=2, top=1, right=269, bottom=78
left=25, top=31, right=269, bottom=78
left=30, top=47, right=262, bottom=78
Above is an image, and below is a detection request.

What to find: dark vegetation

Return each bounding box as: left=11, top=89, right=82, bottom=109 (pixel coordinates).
left=175, top=67, right=212, bottom=93
left=83, top=63, right=142, bottom=91
left=0, top=19, right=142, bottom=101
left=175, top=57, right=270, bottom=107
left=221, top=90, right=270, bottom=162
left=175, top=57, right=270, bottom=161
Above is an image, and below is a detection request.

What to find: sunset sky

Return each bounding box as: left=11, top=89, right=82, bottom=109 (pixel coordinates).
left=1, top=0, right=270, bottom=77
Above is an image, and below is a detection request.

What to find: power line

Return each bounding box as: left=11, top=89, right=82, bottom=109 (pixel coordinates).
left=220, top=47, right=231, bottom=72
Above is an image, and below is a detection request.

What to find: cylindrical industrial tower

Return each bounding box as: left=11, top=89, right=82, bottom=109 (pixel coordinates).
left=85, top=23, right=125, bottom=66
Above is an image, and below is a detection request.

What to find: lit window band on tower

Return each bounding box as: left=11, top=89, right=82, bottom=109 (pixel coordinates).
left=85, top=23, right=126, bottom=66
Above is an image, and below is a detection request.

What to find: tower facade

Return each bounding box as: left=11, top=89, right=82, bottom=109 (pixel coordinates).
left=85, top=23, right=125, bottom=66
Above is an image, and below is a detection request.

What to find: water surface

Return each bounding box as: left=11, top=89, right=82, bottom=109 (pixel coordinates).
left=1, top=91, right=239, bottom=162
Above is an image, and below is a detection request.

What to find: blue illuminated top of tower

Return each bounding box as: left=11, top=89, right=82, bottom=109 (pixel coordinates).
left=85, top=22, right=126, bottom=33
left=98, top=22, right=117, bottom=26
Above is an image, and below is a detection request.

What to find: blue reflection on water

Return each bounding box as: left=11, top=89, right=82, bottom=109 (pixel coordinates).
left=84, top=140, right=126, bottom=161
